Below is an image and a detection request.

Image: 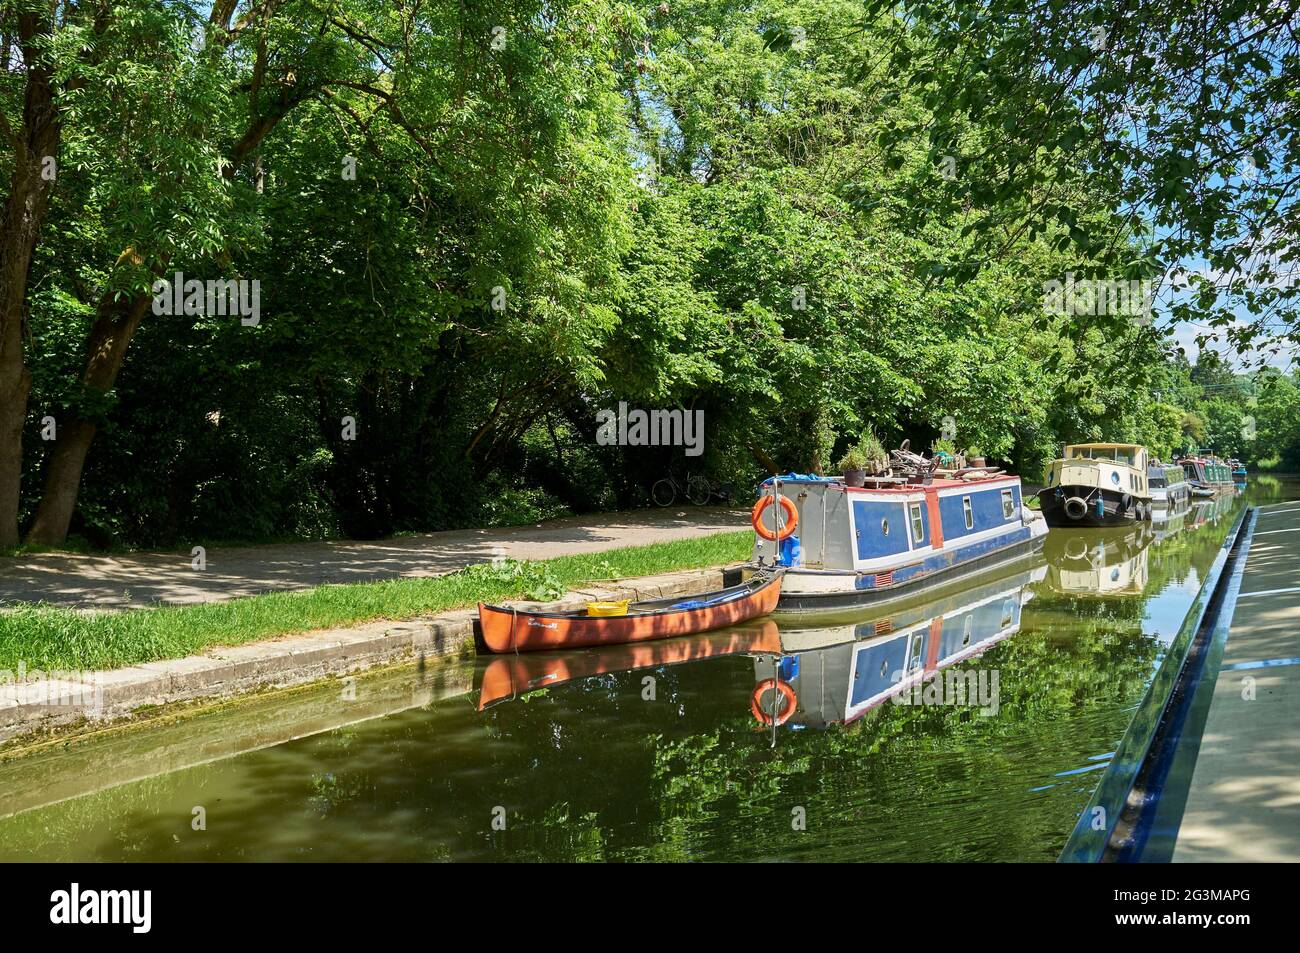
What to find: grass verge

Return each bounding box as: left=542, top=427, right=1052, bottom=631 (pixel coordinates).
left=0, top=531, right=751, bottom=672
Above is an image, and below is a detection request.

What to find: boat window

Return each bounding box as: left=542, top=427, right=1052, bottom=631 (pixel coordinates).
left=881, top=518, right=889, bottom=536
left=1001, top=489, right=1015, bottom=519
left=1067, top=446, right=1135, bottom=466
left=910, top=503, right=924, bottom=543
left=962, top=496, right=974, bottom=529
left=962, top=614, right=973, bottom=645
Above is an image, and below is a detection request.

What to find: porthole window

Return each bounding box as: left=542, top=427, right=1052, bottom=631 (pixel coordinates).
left=962, top=496, right=974, bottom=530
left=881, top=518, right=889, bottom=536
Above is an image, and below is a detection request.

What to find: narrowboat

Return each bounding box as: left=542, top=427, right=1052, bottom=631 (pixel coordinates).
left=1178, top=450, right=1235, bottom=496
left=1229, top=458, right=1248, bottom=487
left=476, top=570, right=782, bottom=653
left=744, top=450, right=1046, bottom=614
left=1038, top=443, right=1153, bottom=526
left=1147, top=460, right=1191, bottom=513
left=749, top=565, right=1044, bottom=729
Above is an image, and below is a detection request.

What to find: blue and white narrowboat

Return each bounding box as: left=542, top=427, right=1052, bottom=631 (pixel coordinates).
left=746, top=470, right=1047, bottom=614
left=1147, top=461, right=1191, bottom=514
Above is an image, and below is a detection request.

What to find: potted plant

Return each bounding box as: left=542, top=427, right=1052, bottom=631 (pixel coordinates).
left=838, top=446, right=868, bottom=487
left=859, top=430, right=887, bottom=475
left=966, top=444, right=986, bottom=468
left=932, top=437, right=957, bottom=467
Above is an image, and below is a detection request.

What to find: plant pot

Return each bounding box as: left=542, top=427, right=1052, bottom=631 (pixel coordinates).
left=844, top=468, right=866, bottom=488
left=969, top=456, right=986, bottom=468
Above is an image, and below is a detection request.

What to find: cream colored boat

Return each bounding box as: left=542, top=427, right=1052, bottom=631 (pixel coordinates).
left=1039, top=443, right=1153, bottom=526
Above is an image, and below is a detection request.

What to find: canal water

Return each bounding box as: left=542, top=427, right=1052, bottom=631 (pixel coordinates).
left=1, top=477, right=1296, bottom=862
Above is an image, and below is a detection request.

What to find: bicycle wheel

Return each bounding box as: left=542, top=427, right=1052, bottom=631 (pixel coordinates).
left=651, top=478, right=677, bottom=506
left=687, top=476, right=712, bottom=506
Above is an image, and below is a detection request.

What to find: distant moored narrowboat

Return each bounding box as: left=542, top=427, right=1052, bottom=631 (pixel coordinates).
left=1147, top=460, right=1191, bottom=513
left=1178, top=450, right=1236, bottom=497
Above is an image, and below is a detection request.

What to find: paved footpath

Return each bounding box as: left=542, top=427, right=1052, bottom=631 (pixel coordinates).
left=0, top=507, right=747, bottom=610
left=1172, top=501, right=1300, bottom=862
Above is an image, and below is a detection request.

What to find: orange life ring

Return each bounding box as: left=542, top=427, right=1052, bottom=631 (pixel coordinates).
left=751, top=494, right=798, bottom=541
left=750, top=678, right=798, bottom=726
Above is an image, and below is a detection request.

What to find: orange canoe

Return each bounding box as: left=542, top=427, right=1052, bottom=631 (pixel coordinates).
left=477, top=571, right=783, bottom=654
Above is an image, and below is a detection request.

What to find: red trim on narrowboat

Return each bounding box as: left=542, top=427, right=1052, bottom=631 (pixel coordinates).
left=925, top=617, right=944, bottom=672
left=840, top=475, right=1019, bottom=493
left=925, top=486, right=944, bottom=549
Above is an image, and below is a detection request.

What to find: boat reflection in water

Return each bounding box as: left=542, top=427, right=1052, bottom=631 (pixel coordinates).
left=1187, top=490, right=1238, bottom=529
left=1150, top=490, right=1193, bottom=541
left=476, top=621, right=781, bottom=709
left=750, top=566, right=1045, bottom=730
left=1043, top=523, right=1155, bottom=597
left=476, top=563, right=1047, bottom=732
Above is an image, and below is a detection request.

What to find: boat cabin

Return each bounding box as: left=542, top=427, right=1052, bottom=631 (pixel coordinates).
left=1044, top=443, right=1149, bottom=497
left=752, top=473, right=1030, bottom=575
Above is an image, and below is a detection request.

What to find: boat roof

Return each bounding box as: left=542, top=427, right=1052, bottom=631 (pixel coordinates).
left=1066, top=442, right=1146, bottom=450
left=760, top=474, right=1018, bottom=492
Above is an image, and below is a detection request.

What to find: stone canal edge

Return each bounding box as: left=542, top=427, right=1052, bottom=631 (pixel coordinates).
left=0, top=566, right=728, bottom=748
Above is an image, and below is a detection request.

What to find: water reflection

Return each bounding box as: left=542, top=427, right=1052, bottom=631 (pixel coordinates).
left=750, top=567, right=1044, bottom=730
left=1045, top=524, right=1154, bottom=596
left=477, top=622, right=781, bottom=710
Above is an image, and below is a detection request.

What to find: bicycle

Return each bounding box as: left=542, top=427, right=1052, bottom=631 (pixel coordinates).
left=651, top=470, right=714, bottom=506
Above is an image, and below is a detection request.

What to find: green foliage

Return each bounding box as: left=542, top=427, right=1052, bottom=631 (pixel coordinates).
left=2, top=0, right=1294, bottom=552
left=836, top=446, right=866, bottom=472
left=865, top=0, right=1300, bottom=358
left=457, top=558, right=567, bottom=603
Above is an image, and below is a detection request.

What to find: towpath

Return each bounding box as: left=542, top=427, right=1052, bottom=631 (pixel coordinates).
left=1171, top=501, right=1300, bottom=861
left=0, top=507, right=747, bottom=610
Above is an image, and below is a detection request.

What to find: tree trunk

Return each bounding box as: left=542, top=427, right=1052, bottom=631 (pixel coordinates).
left=25, top=293, right=149, bottom=545
left=0, top=11, right=61, bottom=548
left=747, top=441, right=780, bottom=475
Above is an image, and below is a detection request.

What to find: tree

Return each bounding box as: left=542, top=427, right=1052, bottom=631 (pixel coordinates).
left=865, top=0, right=1300, bottom=361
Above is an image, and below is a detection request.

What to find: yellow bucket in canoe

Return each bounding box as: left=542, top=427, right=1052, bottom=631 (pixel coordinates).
left=586, top=600, right=630, bottom=617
